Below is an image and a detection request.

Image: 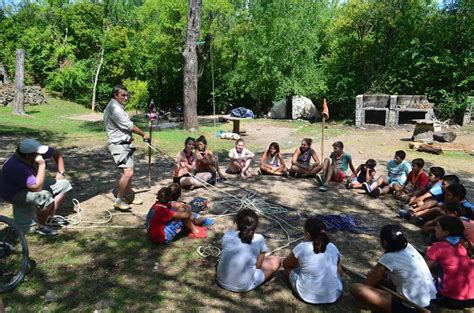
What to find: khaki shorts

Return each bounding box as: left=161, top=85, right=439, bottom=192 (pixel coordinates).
left=108, top=143, right=134, bottom=169
left=11, top=177, right=72, bottom=229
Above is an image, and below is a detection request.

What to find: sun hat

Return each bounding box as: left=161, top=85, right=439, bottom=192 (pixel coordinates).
left=19, top=139, right=49, bottom=154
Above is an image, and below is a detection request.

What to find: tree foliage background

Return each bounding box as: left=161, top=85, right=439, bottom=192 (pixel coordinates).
left=0, top=0, right=472, bottom=119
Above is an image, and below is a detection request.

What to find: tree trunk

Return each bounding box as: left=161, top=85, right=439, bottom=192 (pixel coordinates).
left=13, top=49, right=25, bottom=115
left=182, top=0, right=202, bottom=130
left=91, top=44, right=104, bottom=112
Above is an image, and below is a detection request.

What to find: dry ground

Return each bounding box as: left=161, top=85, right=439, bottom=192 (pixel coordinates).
left=1, top=119, right=473, bottom=312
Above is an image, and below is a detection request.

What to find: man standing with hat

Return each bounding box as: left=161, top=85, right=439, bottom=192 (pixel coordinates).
left=104, top=85, right=149, bottom=211
left=0, top=139, right=72, bottom=236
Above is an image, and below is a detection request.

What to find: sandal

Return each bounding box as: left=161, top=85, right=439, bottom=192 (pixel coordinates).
left=188, top=226, right=207, bottom=239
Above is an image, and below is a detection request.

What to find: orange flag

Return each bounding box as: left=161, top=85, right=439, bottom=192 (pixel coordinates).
left=322, top=98, right=329, bottom=120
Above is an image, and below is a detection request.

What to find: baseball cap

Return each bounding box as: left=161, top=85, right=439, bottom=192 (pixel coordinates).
left=19, top=139, right=49, bottom=154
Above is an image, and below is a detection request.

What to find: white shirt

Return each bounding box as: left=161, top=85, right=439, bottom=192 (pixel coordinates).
left=103, top=99, right=134, bottom=144
left=292, top=242, right=343, bottom=304
left=378, top=243, right=436, bottom=308
left=216, top=230, right=267, bottom=292
left=228, top=147, right=254, bottom=160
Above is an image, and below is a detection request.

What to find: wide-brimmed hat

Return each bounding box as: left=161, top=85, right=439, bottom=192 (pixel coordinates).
left=19, top=139, right=48, bottom=154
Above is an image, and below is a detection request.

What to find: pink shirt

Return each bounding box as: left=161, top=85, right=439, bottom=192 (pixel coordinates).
left=427, top=241, right=474, bottom=300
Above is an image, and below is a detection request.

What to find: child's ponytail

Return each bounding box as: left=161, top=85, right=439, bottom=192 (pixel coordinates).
left=236, top=209, right=258, bottom=245
left=305, top=217, right=329, bottom=253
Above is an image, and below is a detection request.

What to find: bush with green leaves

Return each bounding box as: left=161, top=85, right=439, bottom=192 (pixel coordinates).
left=123, top=78, right=149, bottom=111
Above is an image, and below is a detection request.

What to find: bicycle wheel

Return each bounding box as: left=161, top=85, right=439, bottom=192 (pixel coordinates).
left=0, top=216, right=29, bottom=293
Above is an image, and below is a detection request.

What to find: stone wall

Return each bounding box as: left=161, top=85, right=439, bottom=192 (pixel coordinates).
left=355, top=94, right=434, bottom=127
left=0, top=83, right=46, bottom=106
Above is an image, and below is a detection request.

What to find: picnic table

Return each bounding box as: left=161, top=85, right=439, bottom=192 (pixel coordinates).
left=223, top=115, right=246, bottom=134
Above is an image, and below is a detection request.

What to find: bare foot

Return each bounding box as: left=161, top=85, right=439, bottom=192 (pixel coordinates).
left=240, top=172, right=247, bottom=179
left=245, top=171, right=253, bottom=178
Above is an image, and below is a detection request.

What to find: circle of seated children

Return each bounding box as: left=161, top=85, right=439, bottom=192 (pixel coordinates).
left=145, top=135, right=474, bottom=309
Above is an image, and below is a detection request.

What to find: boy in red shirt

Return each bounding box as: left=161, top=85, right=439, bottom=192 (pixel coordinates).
left=146, top=187, right=207, bottom=244
left=393, top=158, right=430, bottom=202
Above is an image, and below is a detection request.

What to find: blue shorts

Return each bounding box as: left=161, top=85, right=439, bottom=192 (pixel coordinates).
left=289, top=268, right=300, bottom=292
left=163, top=220, right=184, bottom=243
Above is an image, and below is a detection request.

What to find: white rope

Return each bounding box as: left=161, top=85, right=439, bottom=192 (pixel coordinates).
left=148, top=143, right=305, bottom=255
left=46, top=198, right=146, bottom=229
left=197, top=243, right=221, bottom=258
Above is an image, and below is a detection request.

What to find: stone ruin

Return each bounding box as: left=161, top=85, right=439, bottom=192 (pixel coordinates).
left=0, top=85, right=46, bottom=106
left=355, top=94, right=434, bottom=127
left=0, top=64, right=46, bottom=106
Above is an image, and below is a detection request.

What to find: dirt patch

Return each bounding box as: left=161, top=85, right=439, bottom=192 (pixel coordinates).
left=68, top=112, right=104, bottom=122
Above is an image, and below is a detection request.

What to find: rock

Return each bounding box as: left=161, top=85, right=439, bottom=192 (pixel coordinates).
left=268, top=98, right=286, bottom=119
left=291, top=96, right=320, bottom=120
left=433, top=131, right=456, bottom=143
left=268, top=96, right=321, bottom=120
left=44, top=290, right=58, bottom=302
left=0, top=83, right=46, bottom=106
left=413, top=130, right=433, bottom=144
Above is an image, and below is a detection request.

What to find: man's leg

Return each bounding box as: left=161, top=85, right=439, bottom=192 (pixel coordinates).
left=49, top=177, right=73, bottom=214
left=37, top=204, right=55, bottom=227
left=118, top=167, right=134, bottom=199
left=114, top=167, right=133, bottom=210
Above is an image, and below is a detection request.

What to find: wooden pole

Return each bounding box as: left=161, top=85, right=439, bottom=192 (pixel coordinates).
left=342, top=265, right=431, bottom=313
left=321, top=98, right=329, bottom=159
left=321, top=117, right=325, bottom=159
left=148, top=120, right=152, bottom=189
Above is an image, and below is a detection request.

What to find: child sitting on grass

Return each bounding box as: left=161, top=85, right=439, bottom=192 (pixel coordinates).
left=362, top=150, right=411, bottom=198
left=169, top=183, right=214, bottom=226
left=316, top=141, right=356, bottom=192
left=259, top=142, right=288, bottom=176
left=347, top=159, right=377, bottom=190
left=289, top=138, right=322, bottom=178
left=421, top=199, right=474, bottom=245
left=227, top=139, right=255, bottom=179
left=425, top=216, right=474, bottom=310
left=399, top=170, right=458, bottom=225
left=195, top=135, right=227, bottom=181
left=391, top=158, right=430, bottom=202
left=350, top=224, right=436, bottom=312
left=283, top=216, right=343, bottom=304
left=216, top=209, right=280, bottom=292
left=146, top=187, right=207, bottom=244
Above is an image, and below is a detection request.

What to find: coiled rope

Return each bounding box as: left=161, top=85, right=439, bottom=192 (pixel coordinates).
left=46, top=198, right=145, bottom=229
